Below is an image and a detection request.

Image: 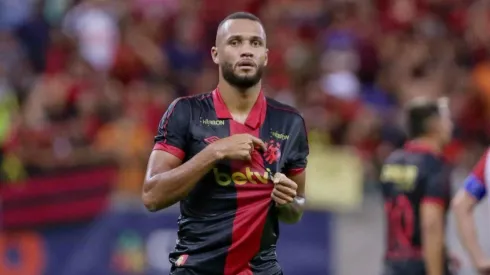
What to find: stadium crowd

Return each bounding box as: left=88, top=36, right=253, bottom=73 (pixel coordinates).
left=1, top=0, right=490, bottom=195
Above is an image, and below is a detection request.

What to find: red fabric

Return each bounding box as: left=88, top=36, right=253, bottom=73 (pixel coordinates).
left=224, top=121, right=271, bottom=275
left=212, top=88, right=266, bottom=129
left=421, top=197, right=445, bottom=208
left=153, top=142, right=185, bottom=160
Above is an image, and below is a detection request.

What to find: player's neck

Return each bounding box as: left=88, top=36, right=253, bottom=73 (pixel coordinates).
left=411, top=137, right=442, bottom=153
left=218, top=81, right=262, bottom=115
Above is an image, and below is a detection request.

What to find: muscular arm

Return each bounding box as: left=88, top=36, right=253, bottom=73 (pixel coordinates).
left=276, top=171, right=306, bottom=224
left=452, top=190, right=486, bottom=265
left=143, top=97, right=212, bottom=211
left=421, top=202, right=445, bottom=275
left=451, top=152, right=488, bottom=267
left=142, top=148, right=219, bottom=211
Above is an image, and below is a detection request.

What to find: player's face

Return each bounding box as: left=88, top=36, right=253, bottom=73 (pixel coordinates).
left=212, top=19, right=268, bottom=90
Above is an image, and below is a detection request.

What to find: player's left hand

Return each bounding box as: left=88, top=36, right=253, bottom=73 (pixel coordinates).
left=271, top=173, right=297, bottom=205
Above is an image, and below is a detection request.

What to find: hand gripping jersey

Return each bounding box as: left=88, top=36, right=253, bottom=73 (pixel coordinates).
left=153, top=89, right=309, bottom=275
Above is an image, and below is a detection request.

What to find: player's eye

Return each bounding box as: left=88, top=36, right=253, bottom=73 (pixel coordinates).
left=229, top=40, right=240, bottom=46
left=251, top=40, right=262, bottom=47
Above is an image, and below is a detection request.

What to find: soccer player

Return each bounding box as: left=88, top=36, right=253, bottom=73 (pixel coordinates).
left=452, top=150, right=490, bottom=274
left=380, top=97, right=454, bottom=275
left=142, top=12, right=309, bottom=275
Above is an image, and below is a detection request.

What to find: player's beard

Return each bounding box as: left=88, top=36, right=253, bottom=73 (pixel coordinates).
left=221, top=62, right=264, bottom=90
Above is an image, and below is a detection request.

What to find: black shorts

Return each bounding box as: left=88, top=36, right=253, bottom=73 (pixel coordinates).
left=382, top=260, right=452, bottom=275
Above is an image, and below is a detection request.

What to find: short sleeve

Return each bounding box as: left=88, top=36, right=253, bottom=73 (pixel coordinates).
left=422, top=160, right=451, bottom=207
left=462, top=151, right=489, bottom=202
left=153, top=98, right=190, bottom=160
left=284, top=115, right=309, bottom=176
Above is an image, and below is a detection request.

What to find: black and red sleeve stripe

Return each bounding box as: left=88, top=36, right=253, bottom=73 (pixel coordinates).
left=153, top=98, right=190, bottom=160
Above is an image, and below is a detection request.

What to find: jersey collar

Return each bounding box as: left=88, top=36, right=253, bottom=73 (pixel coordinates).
left=404, top=141, right=441, bottom=156
left=212, top=88, right=266, bottom=129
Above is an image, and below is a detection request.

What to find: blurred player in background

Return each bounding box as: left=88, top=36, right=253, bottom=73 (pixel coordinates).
left=380, top=97, right=454, bottom=275
left=142, top=12, right=309, bottom=275
left=452, top=148, right=490, bottom=274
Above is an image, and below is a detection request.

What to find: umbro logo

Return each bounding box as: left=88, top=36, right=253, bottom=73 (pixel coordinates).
left=204, top=136, right=220, bottom=144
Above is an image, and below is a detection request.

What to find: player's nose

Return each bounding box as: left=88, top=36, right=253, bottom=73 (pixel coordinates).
left=239, top=43, right=254, bottom=57
left=240, top=51, right=253, bottom=58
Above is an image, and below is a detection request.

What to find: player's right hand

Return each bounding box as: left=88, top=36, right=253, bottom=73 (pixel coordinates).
left=209, top=134, right=266, bottom=161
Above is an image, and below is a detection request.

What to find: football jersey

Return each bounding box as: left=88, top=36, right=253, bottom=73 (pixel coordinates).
left=153, top=89, right=309, bottom=275
left=380, top=142, right=451, bottom=261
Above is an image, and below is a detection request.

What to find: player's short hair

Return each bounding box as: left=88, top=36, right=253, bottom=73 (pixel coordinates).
left=218, top=12, right=263, bottom=29
left=406, top=97, right=442, bottom=139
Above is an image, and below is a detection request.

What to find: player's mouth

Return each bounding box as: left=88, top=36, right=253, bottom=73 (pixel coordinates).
left=236, top=60, right=256, bottom=69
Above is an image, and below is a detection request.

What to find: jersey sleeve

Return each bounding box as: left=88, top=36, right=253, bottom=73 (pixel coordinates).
left=462, top=150, right=489, bottom=202
left=284, top=115, right=309, bottom=176
left=153, top=98, right=190, bottom=160
left=422, top=160, right=450, bottom=207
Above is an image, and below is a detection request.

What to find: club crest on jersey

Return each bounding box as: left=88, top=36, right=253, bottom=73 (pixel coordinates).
left=264, top=140, right=281, bottom=164
left=175, top=254, right=188, bottom=267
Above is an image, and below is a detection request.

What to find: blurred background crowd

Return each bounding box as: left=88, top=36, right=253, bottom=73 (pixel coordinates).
left=3, top=0, right=490, bottom=274
left=3, top=0, right=490, bottom=188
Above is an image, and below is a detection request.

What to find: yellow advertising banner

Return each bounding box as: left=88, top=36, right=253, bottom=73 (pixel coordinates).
left=305, top=141, right=364, bottom=212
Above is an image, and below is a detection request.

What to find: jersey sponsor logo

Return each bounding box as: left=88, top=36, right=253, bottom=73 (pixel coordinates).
left=204, top=136, right=220, bottom=144
left=264, top=140, right=281, bottom=164
left=200, top=119, right=225, bottom=126
left=271, top=131, right=289, bottom=140
left=380, top=164, right=418, bottom=191
left=175, top=254, right=188, bottom=267
left=213, top=167, right=272, bottom=186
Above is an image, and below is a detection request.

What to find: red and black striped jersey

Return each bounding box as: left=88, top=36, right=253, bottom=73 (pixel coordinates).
left=380, top=141, right=451, bottom=263
left=153, top=88, right=309, bottom=275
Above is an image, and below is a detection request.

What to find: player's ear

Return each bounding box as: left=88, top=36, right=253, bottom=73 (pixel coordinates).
left=211, top=46, right=219, bottom=64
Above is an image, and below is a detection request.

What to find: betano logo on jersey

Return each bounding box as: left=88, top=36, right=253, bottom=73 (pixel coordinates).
left=213, top=167, right=272, bottom=186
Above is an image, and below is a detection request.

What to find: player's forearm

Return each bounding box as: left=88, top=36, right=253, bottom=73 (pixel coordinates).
left=454, top=210, right=486, bottom=264
left=422, top=228, right=444, bottom=275
left=143, top=147, right=219, bottom=211
left=276, top=197, right=304, bottom=224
